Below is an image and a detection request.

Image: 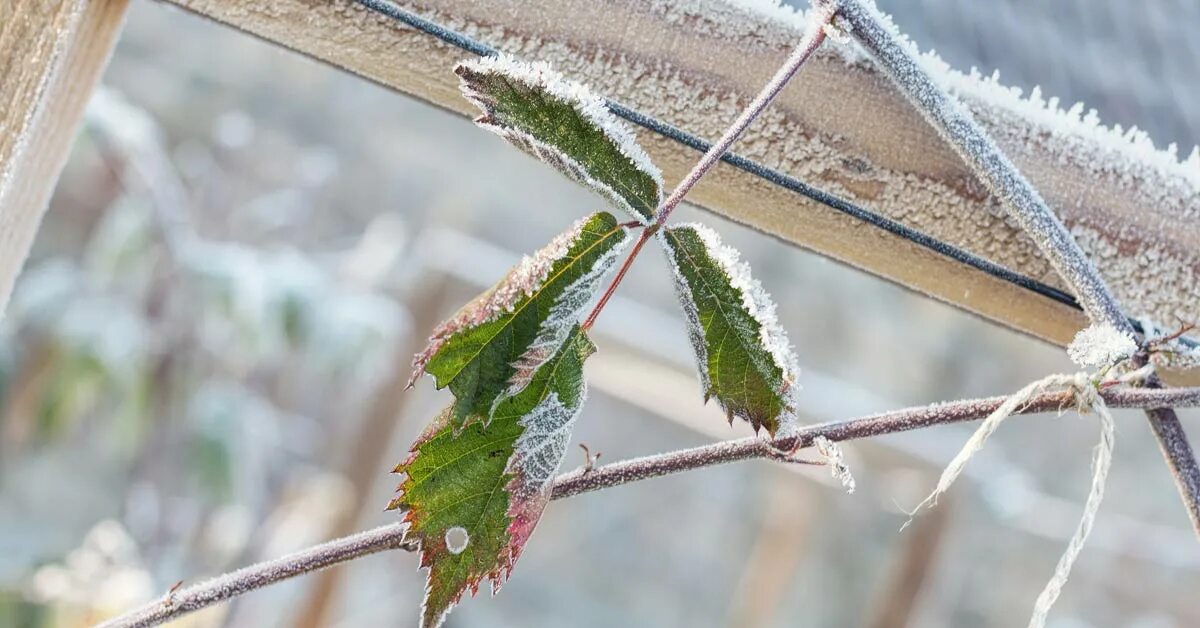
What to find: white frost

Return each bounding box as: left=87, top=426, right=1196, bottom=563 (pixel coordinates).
left=444, top=527, right=469, bottom=555
left=508, top=391, right=585, bottom=494
left=715, top=0, right=1199, bottom=193
left=501, top=236, right=628, bottom=399
left=458, top=54, right=663, bottom=221
left=1067, top=324, right=1137, bottom=370
left=813, top=436, right=855, bottom=494
left=687, top=223, right=800, bottom=387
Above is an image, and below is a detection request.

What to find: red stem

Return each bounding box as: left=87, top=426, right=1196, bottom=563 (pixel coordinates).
left=582, top=3, right=837, bottom=329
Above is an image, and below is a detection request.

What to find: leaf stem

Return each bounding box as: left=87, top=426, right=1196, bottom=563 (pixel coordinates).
left=582, top=1, right=837, bottom=330
left=651, top=1, right=837, bottom=228
left=582, top=223, right=656, bottom=329
left=99, top=383, right=1200, bottom=628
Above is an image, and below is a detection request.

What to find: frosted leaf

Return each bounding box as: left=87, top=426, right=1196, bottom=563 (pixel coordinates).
left=412, top=212, right=628, bottom=431
left=500, top=233, right=624, bottom=398
left=659, top=223, right=799, bottom=436
left=390, top=328, right=594, bottom=628
left=456, top=54, right=663, bottom=222
left=1067, top=324, right=1137, bottom=370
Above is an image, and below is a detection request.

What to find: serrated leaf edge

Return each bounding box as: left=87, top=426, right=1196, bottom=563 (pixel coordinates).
left=659, top=224, right=801, bottom=434
left=393, top=331, right=593, bottom=628
left=457, top=54, right=663, bottom=222
left=408, top=214, right=625, bottom=392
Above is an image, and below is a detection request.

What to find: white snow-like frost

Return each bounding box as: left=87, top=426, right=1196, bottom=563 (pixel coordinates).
left=409, top=216, right=590, bottom=386
left=500, top=236, right=628, bottom=400
left=444, top=527, right=469, bottom=555
left=687, top=223, right=800, bottom=386
left=507, top=391, right=585, bottom=493
left=1067, top=324, right=1137, bottom=370
left=458, top=54, right=663, bottom=220
left=814, top=436, right=855, bottom=494
left=719, top=0, right=1199, bottom=188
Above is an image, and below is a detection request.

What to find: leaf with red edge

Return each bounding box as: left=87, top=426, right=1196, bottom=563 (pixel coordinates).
left=391, top=326, right=594, bottom=628
left=410, top=211, right=628, bottom=432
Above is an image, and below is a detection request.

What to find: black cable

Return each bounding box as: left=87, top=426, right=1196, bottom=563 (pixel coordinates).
left=352, top=0, right=1194, bottom=348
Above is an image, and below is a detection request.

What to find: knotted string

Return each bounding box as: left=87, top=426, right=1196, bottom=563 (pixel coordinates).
left=904, top=365, right=1153, bottom=628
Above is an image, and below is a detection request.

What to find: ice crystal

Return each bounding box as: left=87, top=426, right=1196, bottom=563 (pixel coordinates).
left=1067, top=324, right=1137, bottom=370
left=814, top=436, right=856, bottom=494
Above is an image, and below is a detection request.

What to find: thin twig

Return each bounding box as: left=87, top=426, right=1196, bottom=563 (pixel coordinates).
left=837, top=0, right=1200, bottom=538
left=550, top=385, right=1200, bottom=499
left=581, top=1, right=837, bottom=330
left=96, top=524, right=415, bottom=628
left=651, top=1, right=837, bottom=228
left=98, top=384, right=1200, bottom=628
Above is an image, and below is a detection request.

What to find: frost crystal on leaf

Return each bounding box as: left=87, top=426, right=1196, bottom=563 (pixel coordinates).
left=507, top=392, right=579, bottom=493
left=445, top=527, right=469, bottom=555
left=500, top=240, right=623, bottom=399
left=411, top=212, right=628, bottom=430
left=391, top=328, right=595, bottom=628
left=1067, top=324, right=1137, bottom=370
left=456, top=55, right=664, bottom=222
left=408, top=216, right=584, bottom=385
left=659, top=223, right=800, bottom=436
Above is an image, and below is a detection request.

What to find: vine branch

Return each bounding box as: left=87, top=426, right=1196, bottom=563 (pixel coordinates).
left=99, top=384, right=1200, bottom=628
left=582, top=2, right=837, bottom=330
left=837, top=0, right=1200, bottom=536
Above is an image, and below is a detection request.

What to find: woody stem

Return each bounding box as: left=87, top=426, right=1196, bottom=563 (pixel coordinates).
left=581, top=2, right=837, bottom=330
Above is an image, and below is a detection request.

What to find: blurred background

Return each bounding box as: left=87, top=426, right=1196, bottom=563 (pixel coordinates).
left=2, top=1, right=1198, bottom=627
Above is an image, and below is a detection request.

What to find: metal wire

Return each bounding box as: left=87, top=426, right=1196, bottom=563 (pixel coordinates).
left=351, top=0, right=1189, bottom=346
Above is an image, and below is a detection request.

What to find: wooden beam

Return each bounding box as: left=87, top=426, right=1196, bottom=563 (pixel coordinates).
left=0, top=0, right=129, bottom=313
left=156, top=1, right=1200, bottom=362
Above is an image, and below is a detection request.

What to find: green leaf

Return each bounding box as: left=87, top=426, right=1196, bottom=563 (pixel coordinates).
left=456, top=55, right=663, bottom=222
left=659, top=223, right=799, bottom=436
left=391, top=326, right=595, bottom=628
left=410, top=212, right=628, bottom=431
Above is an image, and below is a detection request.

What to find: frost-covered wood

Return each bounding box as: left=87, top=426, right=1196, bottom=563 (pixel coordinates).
left=0, top=0, right=128, bottom=313
left=160, top=0, right=1200, bottom=361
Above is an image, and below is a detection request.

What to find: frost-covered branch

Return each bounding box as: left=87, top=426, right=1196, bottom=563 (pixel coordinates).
left=95, top=524, right=415, bottom=628
left=836, top=0, right=1200, bottom=537
left=651, top=1, right=838, bottom=227
left=99, top=384, right=1200, bottom=628
left=836, top=0, right=1123, bottom=330
left=551, top=385, right=1200, bottom=498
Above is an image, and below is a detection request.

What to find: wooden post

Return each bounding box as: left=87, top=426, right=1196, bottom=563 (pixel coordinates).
left=0, top=0, right=129, bottom=313
left=157, top=0, right=1200, bottom=360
